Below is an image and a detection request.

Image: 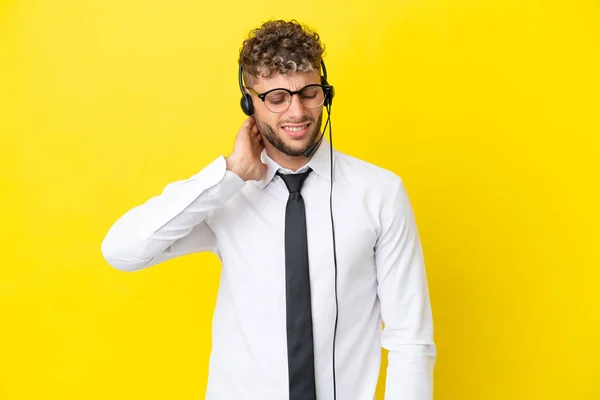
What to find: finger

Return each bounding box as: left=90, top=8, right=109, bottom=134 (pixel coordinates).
left=242, top=117, right=255, bottom=129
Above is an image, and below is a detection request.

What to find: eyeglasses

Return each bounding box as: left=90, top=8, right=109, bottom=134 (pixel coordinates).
left=245, top=84, right=332, bottom=113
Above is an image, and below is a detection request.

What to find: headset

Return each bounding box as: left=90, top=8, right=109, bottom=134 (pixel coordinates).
left=238, top=60, right=340, bottom=400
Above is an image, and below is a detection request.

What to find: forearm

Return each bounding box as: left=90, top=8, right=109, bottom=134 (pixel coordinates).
left=101, top=155, right=244, bottom=271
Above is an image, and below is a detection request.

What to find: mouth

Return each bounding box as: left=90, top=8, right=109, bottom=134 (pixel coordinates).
left=280, top=122, right=311, bottom=138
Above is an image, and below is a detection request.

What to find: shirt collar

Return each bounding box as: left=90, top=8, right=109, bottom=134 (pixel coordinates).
left=256, top=139, right=335, bottom=190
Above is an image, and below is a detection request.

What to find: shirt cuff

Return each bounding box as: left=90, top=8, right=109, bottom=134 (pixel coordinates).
left=205, top=167, right=245, bottom=204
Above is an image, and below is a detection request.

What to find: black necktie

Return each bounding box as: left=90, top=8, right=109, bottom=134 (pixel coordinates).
left=277, top=168, right=317, bottom=400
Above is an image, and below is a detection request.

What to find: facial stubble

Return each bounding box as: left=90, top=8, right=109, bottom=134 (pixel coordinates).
left=256, top=112, right=323, bottom=157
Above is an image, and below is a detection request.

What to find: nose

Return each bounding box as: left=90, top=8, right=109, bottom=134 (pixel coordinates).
left=286, top=93, right=305, bottom=119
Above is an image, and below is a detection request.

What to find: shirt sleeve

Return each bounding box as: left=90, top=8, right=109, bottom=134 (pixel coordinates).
left=101, top=155, right=245, bottom=272
left=374, top=177, right=437, bottom=400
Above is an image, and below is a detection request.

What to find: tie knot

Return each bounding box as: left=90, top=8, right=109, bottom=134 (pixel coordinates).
left=277, top=168, right=312, bottom=193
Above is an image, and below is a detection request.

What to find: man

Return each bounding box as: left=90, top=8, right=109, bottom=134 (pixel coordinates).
left=102, top=19, right=436, bottom=400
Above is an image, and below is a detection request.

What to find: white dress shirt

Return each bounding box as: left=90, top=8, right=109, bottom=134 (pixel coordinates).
left=101, top=139, right=437, bottom=400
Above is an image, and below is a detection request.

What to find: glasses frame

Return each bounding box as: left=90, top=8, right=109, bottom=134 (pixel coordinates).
left=245, top=84, right=333, bottom=113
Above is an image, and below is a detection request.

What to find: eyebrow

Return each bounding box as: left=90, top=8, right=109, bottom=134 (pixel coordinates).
left=249, top=82, right=321, bottom=95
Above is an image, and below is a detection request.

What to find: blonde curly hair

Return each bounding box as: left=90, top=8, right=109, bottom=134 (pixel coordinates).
left=238, top=19, right=325, bottom=86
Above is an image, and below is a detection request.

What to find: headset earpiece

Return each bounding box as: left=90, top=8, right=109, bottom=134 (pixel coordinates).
left=320, top=60, right=334, bottom=107
left=321, top=76, right=335, bottom=107
left=239, top=65, right=254, bottom=116
left=240, top=94, right=254, bottom=116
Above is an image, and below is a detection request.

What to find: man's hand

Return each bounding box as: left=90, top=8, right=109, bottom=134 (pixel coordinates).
left=226, top=117, right=268, bottom=181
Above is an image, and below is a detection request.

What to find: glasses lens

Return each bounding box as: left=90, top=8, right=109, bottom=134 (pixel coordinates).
left=262, top=86, right=326, bottom=112
left=300, top=85, right=325, bottom=108
left=264, top=90, right=291, bottom=113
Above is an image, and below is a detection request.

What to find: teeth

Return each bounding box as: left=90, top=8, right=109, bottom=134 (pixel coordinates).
left=283, top=125, right=308, bottom=132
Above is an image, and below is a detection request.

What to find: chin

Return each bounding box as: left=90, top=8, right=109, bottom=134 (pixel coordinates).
left=284, top=134, right=319, bottom=155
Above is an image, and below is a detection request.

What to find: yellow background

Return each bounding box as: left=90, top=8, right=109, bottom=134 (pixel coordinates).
left=1, top=0, right=599, bottom=399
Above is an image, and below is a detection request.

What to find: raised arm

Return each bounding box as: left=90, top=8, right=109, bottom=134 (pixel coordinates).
left=101, top=117, right=268, bottom=272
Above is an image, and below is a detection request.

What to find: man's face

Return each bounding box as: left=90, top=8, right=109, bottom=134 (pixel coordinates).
left=249, top=70, right=324, bottom=157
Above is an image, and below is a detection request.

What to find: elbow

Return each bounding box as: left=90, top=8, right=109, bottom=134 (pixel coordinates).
left=385, top=341, right=437, bottom=359
left=381, top=329, right=437, bottom=362
left=385, top=342, right=437, bottom=371
left=101, top=234, right=150, bottom=272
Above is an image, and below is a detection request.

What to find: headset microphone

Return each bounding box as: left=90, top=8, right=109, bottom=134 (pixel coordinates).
left=302, top=132, right=323, bottom=158
left=303, top=104, right=331, bottom=158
